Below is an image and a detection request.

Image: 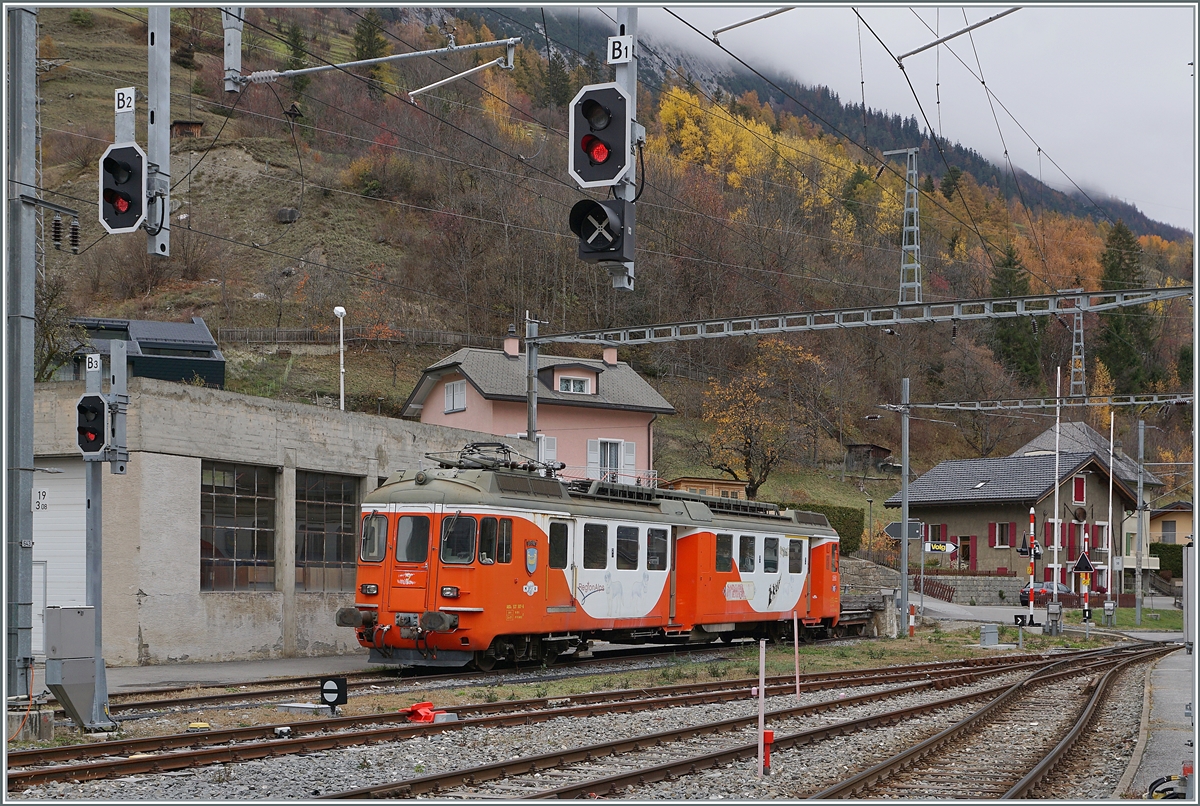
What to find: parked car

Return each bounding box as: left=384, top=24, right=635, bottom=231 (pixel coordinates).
left=1019, top=581, right=1071, bottom=606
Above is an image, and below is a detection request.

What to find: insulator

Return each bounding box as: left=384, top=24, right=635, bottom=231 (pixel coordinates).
left=69, top=218, right=80, bottom=255
left=51, top=212, right=63, bottom=250
left=1031, top=317, right=1038, bottom=335
left=951, top=322, right=958, bottom=342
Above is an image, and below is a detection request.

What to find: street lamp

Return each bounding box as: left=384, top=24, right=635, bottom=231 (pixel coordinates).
left=333, top=306, right=346, bottom=411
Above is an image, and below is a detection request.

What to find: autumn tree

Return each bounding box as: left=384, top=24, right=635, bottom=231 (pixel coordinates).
left=34, top=274, right=87, bottom=382
left=699, top=339, right=821, bottom=499
left=1096, top=221, right=1158, bottom=393
left=988, top=243, right=1041, bottom=387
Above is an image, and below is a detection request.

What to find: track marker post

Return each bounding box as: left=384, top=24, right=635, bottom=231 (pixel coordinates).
left=908, top=604, right=916, bottom=638
left=757, top=639, right=766, bottom=779
left=792, top=610, right=800, bottom=702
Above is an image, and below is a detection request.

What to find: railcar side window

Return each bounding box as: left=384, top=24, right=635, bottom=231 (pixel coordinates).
left=360, top=514, right=387, bottom=562
left=497, top=518, right=513, bottom=563
left=789, top=539, right=804, bottom=573
left=832, top=544, right=839, bottom=572
left=763, top=537, right=778, bottom=573
left=549, top=522, right=568, bottom=569
left=395, top=516, right=430, bottom=563
left=440, top=515, right=476, bottom=564
left=479, top=517, right=497, bottom=564
left=738, top=535, right=755, bottom=572
left=647, top=528, right=668, bottom=570
left=616, top=526, right=639, bottom=570
left=715, top=534, right=733, bottom=572
left=583, top=523, right=608, bottom=569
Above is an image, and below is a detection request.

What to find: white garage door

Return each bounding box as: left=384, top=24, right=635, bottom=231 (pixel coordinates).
left=33, top=457, right=87, bottom=654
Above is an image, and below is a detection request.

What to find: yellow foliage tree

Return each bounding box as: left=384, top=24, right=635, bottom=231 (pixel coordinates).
left=1088, top=360, right=1115, bottom=431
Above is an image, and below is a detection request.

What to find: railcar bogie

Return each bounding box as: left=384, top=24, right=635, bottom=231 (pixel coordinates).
left=336, top=445, right=844, bottom=670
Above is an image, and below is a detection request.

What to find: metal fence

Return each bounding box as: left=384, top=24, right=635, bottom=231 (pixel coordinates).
left=217, top=327, right=500, bottom=349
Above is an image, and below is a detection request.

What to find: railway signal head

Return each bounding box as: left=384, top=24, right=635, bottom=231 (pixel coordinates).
left=76, top=393, right=110, bottom=458
left=568, top=83, right=631, bottom=188
left=99, top=142, right=147, bottom=234
left=569, top=198, right=634, bottom=265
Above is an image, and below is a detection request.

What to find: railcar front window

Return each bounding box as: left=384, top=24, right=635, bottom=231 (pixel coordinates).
left=738, top=535, right=755, bottom=572
left=616, top=526, right=638, bottom=570
left=396, top=516, right=430, bottom=563
left=763, top=537, right=778, bottom=573
left=715, top=534, right=733, bottom=573
left=647, top=528, right=668, bottom=570
left=441, top=516, right=476, bottom=564
left=360, top=514, right=387, bottom=562
left=583, top=523, right=608, bottom=569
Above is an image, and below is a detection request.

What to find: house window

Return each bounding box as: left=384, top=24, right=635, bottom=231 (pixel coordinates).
left=1072, top=475, right=1086, bottom=505
left=721, top=490, right=740, bottom=499
left=558, top=376, right=589, bottom=394
left=1161, top=520, right=1177, bottom=544
left=444, top=379, right=466, bottom=413
left=200, top=462, right=275, bottom=592
left=295, top=471, right=358, bottom=592
left=995, top=522, right=1010, bottom=549
left=599, top=440, right=621, bottom=483
left=930, top=524, right=943, bottom=541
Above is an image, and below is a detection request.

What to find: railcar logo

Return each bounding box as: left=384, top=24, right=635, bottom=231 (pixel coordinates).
left=522, top=581, right=538, bottom=597
left=526, top=545, right=538, bottom=574
left=724, top=581, right=754, bottom=601
left=396, top=572, right=415, bottom=586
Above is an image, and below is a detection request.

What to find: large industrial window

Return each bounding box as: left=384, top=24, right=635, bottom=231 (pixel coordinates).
left=738, top=535, right=755, bottom=572
left=616, top=526, right=639, bottom=570
left=296, top=471, right=358, bottom=592
left=201, top=462, right=276, bottom=592
left=583, top=523, right=608, bottom=569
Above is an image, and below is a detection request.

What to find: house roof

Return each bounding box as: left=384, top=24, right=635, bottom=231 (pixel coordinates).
left=1012, top=421, right=1161, bottom=487
left=884, top=451, right=1138, bottom=509
left=401, top=348, right=675, bottom=418
left=72, top=316, right=222, bottom=357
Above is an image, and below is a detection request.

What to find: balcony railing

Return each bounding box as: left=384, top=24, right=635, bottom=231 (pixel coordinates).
left=557, top=465, right=659, bottom=488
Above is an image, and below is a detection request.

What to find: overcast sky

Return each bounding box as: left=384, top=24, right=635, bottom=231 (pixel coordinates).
left=630, top=4, right=1196, bottom=235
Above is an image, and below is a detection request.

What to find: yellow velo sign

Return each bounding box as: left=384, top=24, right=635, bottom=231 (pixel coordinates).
left=1080, top=572, right=1091, bottom=588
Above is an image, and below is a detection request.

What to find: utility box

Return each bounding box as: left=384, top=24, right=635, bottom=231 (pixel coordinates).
left=45, top=606, right=94, bottom=659
left=980, top=624, right=998, bottom=646
left=44, top=606, right=101, bottom=730
left=1046, top=601, right=1063, bottom=636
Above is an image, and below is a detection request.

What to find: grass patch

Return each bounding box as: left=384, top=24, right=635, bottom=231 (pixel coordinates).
left=1063, top=607, right=1182, bottom=631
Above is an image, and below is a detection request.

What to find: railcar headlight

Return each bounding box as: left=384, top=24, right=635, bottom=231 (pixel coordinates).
left=440, top=586, right=460, bottom=599
left=360, top=583, right=379, bottom=595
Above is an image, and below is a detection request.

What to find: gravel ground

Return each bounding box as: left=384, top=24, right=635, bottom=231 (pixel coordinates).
left=14, top=671, right=1028, bottom=800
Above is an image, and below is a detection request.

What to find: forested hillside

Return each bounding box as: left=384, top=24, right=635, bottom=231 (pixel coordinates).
left=35, top=7, right=1193, bottom=493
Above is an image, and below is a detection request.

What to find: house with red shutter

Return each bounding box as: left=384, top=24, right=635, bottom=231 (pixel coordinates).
left=401, top=333, right=675, bottom=485
left=884, top=448, right=1141, bottom=592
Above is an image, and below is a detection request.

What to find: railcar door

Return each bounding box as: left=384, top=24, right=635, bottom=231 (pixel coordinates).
left=387, top=507, right=437, bottom=616
left=546, top=520, right=576, bottom=612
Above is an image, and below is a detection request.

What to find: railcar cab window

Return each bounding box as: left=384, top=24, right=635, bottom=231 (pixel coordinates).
left=441, top=514, right=476, bottom=564
left=788, top=539, right=805, bottom=573
left=763, top=537, right=779, bottom=573
left=716, top=534, right=733, bottom=572
left=360, top=514, right=388, bottom=562
left=647, top=528, right=668, bottom=570
left=559, top=376, right=590, bottom=394
left=478, top=517, right=513, bottom=564
left=616, top=525, right=638, bottom=570
left=444, top=380, right=466, bottom=413
left=549, top=522, right=569, bottom=569
left=738, top=535, right=755, bottom=572
left=396, top=515, right=430, bottom=563
left=584, top=523, right=608, bottom=569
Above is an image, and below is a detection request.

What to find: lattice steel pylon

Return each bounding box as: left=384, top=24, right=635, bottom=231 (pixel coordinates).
left=883, top=147, right=922, bottom=304
left=1059, top=289, right=1087, bottom=397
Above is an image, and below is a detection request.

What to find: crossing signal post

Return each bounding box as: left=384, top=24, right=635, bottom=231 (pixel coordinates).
left=98, top=142, right=147, bottom=234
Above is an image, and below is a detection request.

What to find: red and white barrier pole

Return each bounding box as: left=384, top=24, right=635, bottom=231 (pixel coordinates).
left=908, top=603, right=916, bottom=638
left=1029, top=507, right=1036, bottom=624
left=757, top=639, right=766, bottom=778
left=792, top=610, right=800, bottom=702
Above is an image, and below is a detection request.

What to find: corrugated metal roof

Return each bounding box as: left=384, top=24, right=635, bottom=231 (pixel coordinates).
left=884, top=452, right=1100, bottom=507
left=403, top=348, right=675, bottom=416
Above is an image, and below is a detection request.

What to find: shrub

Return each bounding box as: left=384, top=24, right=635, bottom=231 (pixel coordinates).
left=69, top=9, right=94, bottom=27
left=784, top=503, right=863, bottom=554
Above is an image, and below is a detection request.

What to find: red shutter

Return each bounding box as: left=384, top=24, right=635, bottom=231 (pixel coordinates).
left=1068, top=523, right=1077, bottom=560
left=969, top=536, right=977, bottom=572
left=1074, top=476, right=1085, bottom=504
left=1044, top=521, right=1053, bottom=548
left=988, top=522, right=997, bottom=548
left=1009, top=522, right=1017, bottom=548
left=942, top=524, right=948, bottom=545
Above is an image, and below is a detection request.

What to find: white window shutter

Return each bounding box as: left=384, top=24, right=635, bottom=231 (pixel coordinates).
left=542, top=436, right=557, bottom=464
left=623, top=441, right=636, bottom=480
left=445, top=383, right=453, bottom=412
left=586, top=439, right=601, bottom=480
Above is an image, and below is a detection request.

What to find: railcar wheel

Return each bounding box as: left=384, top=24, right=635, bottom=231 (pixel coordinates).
left=833, top=625, right=847, bottom=638
left=473, top=651, right=497, bottom=671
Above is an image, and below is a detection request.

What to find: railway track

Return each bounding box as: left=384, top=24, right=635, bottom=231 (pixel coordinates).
left=7, top=652, right=1052, bottom=791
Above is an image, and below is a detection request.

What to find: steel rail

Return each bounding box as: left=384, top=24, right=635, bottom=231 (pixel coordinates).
left=806, top=643, right=1173, bottom=799
left=9, top=655, right=1046, bottom=774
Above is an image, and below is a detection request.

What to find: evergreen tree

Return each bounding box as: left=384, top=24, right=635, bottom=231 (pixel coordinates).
left=1178, top=344, right=1193, bottom=389
left=988, top=243, right=1041, bottom=387
left=920, top=174, right=935, bottom=195
left=941, top=166, right=962, bottom=200
left=353, top=9, right=389, bottom=95
left=582, top=50, right=604, bottom=84
left=542, top=50, right=570, bottom=107
left=1096, top=221, right=1156, bottom=393
left=286, top=22, right=310, bottom=97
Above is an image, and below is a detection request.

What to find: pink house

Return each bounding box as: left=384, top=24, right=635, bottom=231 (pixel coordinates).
left=401, top=337, right=675, bottom=485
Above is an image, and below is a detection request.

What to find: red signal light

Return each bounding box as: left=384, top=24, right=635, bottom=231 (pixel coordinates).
left=581, top=135, right=610, bottom=164
left=103, top=189, right=130, bottom=214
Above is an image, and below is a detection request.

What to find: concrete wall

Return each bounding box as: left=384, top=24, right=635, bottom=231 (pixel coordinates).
left=34, top=378, right=532, bottom=666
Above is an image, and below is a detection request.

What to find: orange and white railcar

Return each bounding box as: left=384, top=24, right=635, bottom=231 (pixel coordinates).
left=336, top=446, right=842, bottom=669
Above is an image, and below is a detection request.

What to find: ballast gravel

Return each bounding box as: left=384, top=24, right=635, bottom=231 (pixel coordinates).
left=15, top=668, right=1051, bottom=801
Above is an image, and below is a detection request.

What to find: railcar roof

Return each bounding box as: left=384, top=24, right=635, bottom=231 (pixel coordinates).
left=364, top=468, right=837, bottom=536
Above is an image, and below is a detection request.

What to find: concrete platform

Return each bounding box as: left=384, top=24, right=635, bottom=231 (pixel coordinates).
left=1118, top=646, right=1195, bottom=799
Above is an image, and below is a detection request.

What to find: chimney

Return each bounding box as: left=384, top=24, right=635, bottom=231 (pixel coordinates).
left=603, top=346, right=618, bottom=366
left=503, top=324, right=519, bottom=358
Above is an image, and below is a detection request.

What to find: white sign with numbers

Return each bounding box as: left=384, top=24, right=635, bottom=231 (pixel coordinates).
left=86, top=353, right=102, bottom=373
left=32, top=488, right=49, bottom=512
left=115, top=87, right=135, bottom=114
left=607, top=35, right=632, bottom=65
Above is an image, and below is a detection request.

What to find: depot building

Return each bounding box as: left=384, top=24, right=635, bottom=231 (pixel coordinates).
left=33, top=378, right=530, bottom=666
